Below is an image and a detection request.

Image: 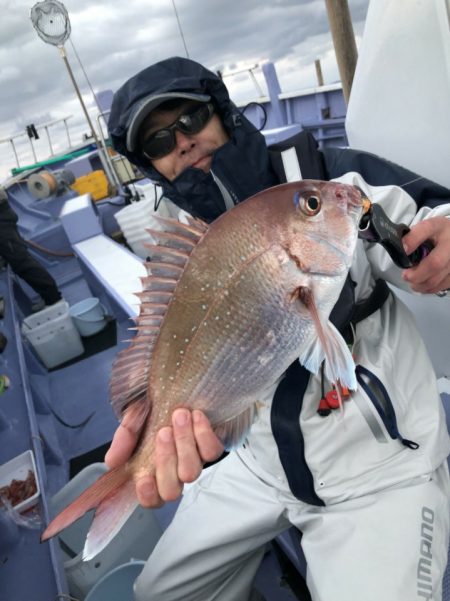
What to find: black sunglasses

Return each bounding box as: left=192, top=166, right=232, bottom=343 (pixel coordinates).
left=141, top=102, right=215, bottom=160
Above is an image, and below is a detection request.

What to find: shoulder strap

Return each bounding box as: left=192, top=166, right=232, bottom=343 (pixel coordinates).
left=326, top=277, right=392, bottom=336
left=268, top=130, right=327, bottom=182
left=351, top=279, right=391, bottom=325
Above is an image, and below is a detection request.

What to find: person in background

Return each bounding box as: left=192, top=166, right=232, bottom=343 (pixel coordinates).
left=0, top=186, right=62, bottom=312
left=106, top=57, right=450, bottom=601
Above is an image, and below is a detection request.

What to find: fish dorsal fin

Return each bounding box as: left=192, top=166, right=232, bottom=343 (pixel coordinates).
left=110, top=216, right=208, bottom=419
left=149, top=214, right=208, bottom=237
left=146, top=228, right=198, bottom=252
left=213, top=404, right=258, bottom=451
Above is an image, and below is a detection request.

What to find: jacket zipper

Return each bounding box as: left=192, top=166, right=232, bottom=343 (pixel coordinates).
left=355, top=365, right=419, bottom=449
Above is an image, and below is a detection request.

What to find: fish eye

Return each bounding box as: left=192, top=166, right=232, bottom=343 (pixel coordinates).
left=293, top=191, right=322, bottom=216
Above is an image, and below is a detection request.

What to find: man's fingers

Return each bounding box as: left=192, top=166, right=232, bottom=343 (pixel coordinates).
left=403, top=242, right=450, bottom=289
left=192, top=410, right=224, bottom=463
left=104, top=403, right=148, bottom=469
left=107, top=409, right=222, bottom=508
left=135, top=474, right=164, bottom=508
left=402, top=217, right=450, bottom=291
left=104, top=421, right=139, bottom=469
left=155, top=426, right=184, bottom=500
left=172, top=409, right=203, bottom=482
left=402, top=219, right=436, bottom=255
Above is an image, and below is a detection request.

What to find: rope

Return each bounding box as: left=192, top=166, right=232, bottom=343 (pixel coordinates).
left=25, top=239, right=74, bottom=257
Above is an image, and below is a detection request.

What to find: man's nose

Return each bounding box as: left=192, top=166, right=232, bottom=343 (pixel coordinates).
left=175, top=129, right=195, bottom=153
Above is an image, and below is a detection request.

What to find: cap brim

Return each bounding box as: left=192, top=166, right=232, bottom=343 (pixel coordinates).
left=126, top=92, right=211, bottom=152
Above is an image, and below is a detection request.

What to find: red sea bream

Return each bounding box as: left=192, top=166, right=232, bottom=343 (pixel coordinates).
left=41, top=179, right=363, bottom=558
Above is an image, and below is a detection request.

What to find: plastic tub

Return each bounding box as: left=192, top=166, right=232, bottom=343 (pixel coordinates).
left=22, top=299, right=69, bottom=330
left=22, top=302, right=84, bottom=369
left=85, top=560, right=146, bottom=601
left=0, top=450, right=40, bottom=513
left=69, top=298, right=108, bottom=337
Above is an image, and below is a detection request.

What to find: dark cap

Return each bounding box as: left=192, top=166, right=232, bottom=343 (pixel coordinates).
left=126, top=91, right=210, bottom=152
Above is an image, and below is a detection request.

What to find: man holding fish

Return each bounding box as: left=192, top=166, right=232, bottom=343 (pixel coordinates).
left=47, top=58, right=450, bottom=600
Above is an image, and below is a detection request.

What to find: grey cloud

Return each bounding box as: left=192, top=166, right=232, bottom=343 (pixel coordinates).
left=0, top=0, right=369, bottom=181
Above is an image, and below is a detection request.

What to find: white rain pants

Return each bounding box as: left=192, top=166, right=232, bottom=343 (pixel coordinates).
left=134, top=449, right=450, bottom=601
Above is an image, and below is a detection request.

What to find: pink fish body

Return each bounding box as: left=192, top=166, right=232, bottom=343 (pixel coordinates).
left=42, top=180, right=363, bottom=558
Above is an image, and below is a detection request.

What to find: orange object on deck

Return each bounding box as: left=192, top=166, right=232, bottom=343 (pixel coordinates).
left=71, top=170, right=110, bottom=202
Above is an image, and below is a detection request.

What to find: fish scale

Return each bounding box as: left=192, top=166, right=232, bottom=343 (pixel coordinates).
left=41, top=179, right=363, bottom=560
left=152, top=246, right=286, bottom=415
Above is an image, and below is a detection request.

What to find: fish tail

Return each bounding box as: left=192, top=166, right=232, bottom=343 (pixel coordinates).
left=41, top=466, right=137, bottom=559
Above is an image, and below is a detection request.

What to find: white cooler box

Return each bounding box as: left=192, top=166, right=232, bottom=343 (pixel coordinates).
left=22, top=300, right=84, bottom=369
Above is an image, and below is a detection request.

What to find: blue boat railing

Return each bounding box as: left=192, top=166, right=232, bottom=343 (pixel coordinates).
left=0, top=267, right=69, bottom=599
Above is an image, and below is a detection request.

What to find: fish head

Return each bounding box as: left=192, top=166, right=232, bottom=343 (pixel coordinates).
left=276, top=179, right=363, bottom=276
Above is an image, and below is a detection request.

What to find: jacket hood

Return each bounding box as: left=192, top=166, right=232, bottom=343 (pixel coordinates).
left=108, top=56, right=277, bottom=220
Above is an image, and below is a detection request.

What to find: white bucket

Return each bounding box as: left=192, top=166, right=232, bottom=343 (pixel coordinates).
left=51, top=464, right=162, bottom=599
left=69, top=298, right=108, bottom=337
left=84, top=560, right=145, bottom=601
left=22, top=300, right=84, bottom=368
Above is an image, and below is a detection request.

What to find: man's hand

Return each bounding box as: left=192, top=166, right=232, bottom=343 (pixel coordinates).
left=105, top=408, right=224, bottom=508
left=402, top=216, right=450, bottom=294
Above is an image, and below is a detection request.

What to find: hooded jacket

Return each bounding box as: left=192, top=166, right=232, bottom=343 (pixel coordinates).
left=108, top=56, right=278, bottom=222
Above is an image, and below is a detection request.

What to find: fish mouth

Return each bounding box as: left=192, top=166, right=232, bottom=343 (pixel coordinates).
left=352, top=189, right=369, bottom=224
left=306, top=232, right=355, bottom=265
left=347, top=201, right=364, bottom=221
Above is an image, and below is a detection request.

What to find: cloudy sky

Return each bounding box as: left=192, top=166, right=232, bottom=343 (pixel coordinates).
left=0, top=0, right=369, bottom=183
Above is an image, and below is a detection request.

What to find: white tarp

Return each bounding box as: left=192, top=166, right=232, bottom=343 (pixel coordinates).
left=346, top=0, right=450, bottom=189
left=346, top=0, right=450, bottom=380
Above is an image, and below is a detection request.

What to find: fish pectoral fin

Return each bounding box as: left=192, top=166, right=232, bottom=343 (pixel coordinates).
left=321, top=321, right=357, bottom=391
left=296, top=286, right=356, bottom=394
left=298, top=321, right=356, bottom=391
left=213, top=404, right=258, bottom=451
left=297, top=334, right=325, bottom=376
left=295, top=285, right=327, bottom=374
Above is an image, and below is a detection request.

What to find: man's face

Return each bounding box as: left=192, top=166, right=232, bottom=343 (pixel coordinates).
left=139, top=101, right=229, bottom=181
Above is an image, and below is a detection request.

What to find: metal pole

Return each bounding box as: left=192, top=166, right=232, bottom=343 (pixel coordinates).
left=59, top=46, right=116, bottom=191
left=249, top=68, right=264, bottom=97
left=59, top=45, right=101, bottom=147
left=44, top=125, right=54, bottom=155
left=28, top=137, right=37, bottom=163
left=63, top=117, right=72, bottom=147
left=9, top=139, right=20, bottom=168
left=315, top=59, right=324, bottom=87
left=324, top=0, right=358, bottom=104
left=97, top=111, right=122, bottom=189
